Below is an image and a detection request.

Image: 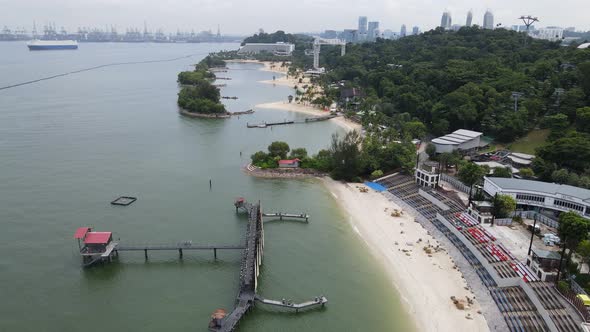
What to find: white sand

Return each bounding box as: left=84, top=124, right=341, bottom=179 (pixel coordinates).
left=323, top=178, right=490, bottom=332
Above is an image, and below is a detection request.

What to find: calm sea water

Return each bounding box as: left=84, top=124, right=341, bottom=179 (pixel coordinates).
left=0, top=42, right=414, bottom=332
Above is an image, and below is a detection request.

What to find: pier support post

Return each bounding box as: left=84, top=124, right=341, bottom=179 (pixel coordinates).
left=144, top=249, right=148, bottom=260
left=214, top=248, right=217, bottom=260
left=179, top=248, right=183, bottom=259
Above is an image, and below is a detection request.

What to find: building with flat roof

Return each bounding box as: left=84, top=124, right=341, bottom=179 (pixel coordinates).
left=431, top=129, right=483, bottom=153
left=237, top=42, right=295, bottom=56
left=483, top=177, right=590, bottom=220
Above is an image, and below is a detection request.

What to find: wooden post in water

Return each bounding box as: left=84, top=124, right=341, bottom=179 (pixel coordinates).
left=214, top=248, right=217, bottom=260
left=144, top=249, right=148, bottom=260
left=179, top=248, right=183, bottom=259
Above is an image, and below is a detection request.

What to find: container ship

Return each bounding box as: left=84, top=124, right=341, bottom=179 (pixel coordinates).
left=27, top=39, right=78, bottom=50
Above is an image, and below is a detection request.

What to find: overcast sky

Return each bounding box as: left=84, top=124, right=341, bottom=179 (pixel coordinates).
left=1, top=0, right=588, bottom=34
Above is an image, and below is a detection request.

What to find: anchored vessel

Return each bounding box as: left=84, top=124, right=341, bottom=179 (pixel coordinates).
left=74, top=198, right=326, bottom=331
left=27, top=39, right=78, bottom=50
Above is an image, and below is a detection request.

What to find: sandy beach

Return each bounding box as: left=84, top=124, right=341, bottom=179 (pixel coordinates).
left=323, top=178, right=489, bottom=332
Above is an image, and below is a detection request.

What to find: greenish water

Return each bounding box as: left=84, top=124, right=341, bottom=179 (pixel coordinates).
left=0, top=42, right=414, bottom=332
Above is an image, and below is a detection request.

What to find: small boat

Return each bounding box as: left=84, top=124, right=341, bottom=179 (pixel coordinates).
left=27, top=39, right=78, bottom=50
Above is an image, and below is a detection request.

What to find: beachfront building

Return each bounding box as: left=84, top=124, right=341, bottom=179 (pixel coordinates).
left=526, top=249, right=561, bottom=282
left=505, top=152, right=534, bottom=169
left=467, top=201, right=494, bottom=224
left=278, top=159, right=300, bottom=168
left=431, top=129, right=483, bottom=154
left=483, top=177, right=590, bottom=220
left=415, top=161, right=440, bottom=188
left=237, top=42, right=295, bottom=56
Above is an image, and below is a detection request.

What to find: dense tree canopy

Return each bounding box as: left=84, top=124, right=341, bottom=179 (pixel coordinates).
left=177, top=56, right=226, bottom=115
left=313, top=27, right=590, bottom=142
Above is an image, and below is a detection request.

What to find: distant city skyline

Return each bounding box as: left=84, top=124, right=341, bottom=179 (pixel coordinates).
left=1, top=0, right=589, bottom=34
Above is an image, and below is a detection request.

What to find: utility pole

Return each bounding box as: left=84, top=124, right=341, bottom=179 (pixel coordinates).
left=556, top=238, right=567, bottom=285
left=527, top=214, right=537, bottom=256
left=518, top=15, right=539, bottom=46
left=511, top=92, right=523, bottom=112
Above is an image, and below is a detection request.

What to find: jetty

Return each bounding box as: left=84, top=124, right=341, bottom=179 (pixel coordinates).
left=262, top=212, right=309, bottom=222
left=247, top=114, right=336, bottom=128
left=73, top=198, right=326, bottom=331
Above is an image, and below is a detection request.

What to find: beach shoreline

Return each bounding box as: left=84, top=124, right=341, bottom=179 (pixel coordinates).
left=322, top=178, right=490, bottom=332
left=232, top=59, right=489, bottom=331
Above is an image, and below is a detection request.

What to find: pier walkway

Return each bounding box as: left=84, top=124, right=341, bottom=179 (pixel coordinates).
left=75, top=198, right=325, bottom=331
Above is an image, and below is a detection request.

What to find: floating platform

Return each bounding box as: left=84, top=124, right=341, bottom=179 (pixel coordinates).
left=255, top=295, right=327, bottom=312
left=262, top=212, right=309, bottom=222
left=111, top=196, right=137, bottom=206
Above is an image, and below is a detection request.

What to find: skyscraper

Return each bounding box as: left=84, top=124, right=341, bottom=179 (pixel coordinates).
left=368, top=21, right=380, bottom=40
left=466, top=10, right=473, bottom=27
left=483, top=10, right=494, bottom=29
left=400, top=24, right=407, bottom=37
left=441, top=11, right=452, bottom=30
left=358, top=16, right=368, bottom=34
left=412, top=26, right=420, bottom=35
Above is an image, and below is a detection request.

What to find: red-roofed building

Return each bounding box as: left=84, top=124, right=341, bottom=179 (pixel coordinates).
left=278, top=159, right=300, bottom=168
left=74, top=227, right=91, bottom=239
left=84, top=232, right=112, bottom=245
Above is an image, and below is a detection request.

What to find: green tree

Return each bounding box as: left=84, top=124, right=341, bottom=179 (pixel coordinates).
left=493, top=194, right=516, bottom=218
left=493, top=166, right=512, bottom=178
left=267, top=141, right=290, bottom=159
left=329, top=131, right=363, bottom=181
left=519, top=168, right=535, bottom=179
left=251, top=151, right=268, bottom=166
left=552, top=169, right=570, bottom=184
left=371, top=170, right=384, bottom=179
left=458, top=163, right=486, bottom=203
left=425, top=143, right=437, bottom=159
left=577, top=239, right=590, bottom=273
left=289, top=148, right=308, bottom=160
left=576, top=107, right=590, bottom=133
left=558, top=212, right=590, bottom=277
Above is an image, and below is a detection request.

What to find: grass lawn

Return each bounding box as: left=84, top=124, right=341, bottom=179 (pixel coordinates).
left=507, top=129, right=550, bottom=155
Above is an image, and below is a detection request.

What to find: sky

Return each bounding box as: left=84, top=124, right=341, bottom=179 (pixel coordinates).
left=1, top=0, right=588, bottom=34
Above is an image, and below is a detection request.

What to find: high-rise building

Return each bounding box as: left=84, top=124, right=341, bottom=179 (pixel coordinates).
left=483, top=10, right=494, bottom=29
left=412, top=26, right=420, bottom=35
left=466, top=10, right=473, bottom=27
left=400, top=24, right=407, bottom=37
left=358, top=16, right=368, bottom=34
left=341, top=29, right=358, bottom=43
left=368, top=21, right=380, bottom=40
left=441, top=11, right=452, bottom=30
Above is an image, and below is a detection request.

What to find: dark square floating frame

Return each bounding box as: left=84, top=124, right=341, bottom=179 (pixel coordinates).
left=111, top=196, right=137, bottom=206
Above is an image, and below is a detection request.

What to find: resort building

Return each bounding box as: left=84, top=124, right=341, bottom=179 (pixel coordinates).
left=483, top=177, right=590, bottom=220
left=467, top=201, right=494, bottom=224
left=278, top=159, right=300, bottom=168
left=431, top=129, right=483, bottom=154
left=525, top=249, right=561, bottom=282
left=237, top=42, right=295, bottom=56
left=505, top=152, right=535, bottom=169
left=415, top=161, right=440, bottom=188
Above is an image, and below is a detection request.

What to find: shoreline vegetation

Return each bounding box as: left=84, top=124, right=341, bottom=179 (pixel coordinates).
left=176, top=55, right=231, bottom=117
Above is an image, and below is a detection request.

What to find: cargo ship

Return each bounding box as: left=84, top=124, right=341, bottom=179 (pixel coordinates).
left=27, top=39, right=78, bottom=50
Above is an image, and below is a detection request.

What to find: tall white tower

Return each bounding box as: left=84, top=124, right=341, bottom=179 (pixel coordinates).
left=483, top=10, right=494, bottom=29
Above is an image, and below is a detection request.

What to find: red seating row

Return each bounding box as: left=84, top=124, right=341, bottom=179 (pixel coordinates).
left=510, top=261, right=539, bottom=282
left=455, top=212, right=479, bottom=227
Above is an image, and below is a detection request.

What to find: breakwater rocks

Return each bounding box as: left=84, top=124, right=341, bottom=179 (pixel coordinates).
left=243, top=163, right=325, bottom=179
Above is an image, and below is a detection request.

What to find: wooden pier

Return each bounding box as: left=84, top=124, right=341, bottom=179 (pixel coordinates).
left=74, top=198, right=325, bottom=332
left=246, top=114, right=337, bottom=129
left=262, top=212, right=309, bottom=222
left=255, top=295, right=327, bottom=313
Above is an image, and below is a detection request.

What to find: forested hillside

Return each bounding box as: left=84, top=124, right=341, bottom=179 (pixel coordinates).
left=315, top=27, right=590, bottom=182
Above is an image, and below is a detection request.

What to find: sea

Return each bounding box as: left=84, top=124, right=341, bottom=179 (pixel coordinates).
left=0, top=41, right=414, bottom=332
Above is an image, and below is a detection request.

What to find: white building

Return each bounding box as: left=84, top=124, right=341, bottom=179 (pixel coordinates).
left=431, top=129, right=483, bottom=153
left=534, top=27, right=564, bottom=42
left=237, top=42, right=295, bottom=56
left=415, top=162, right=440, bottom=188
left=483, top=10, right=494, bottom=30
left=483, top=177, right=590, bottom=219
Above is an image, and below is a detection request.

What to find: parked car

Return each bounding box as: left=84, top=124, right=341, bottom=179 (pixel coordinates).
left=543, top=233, right=561, bottom=246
